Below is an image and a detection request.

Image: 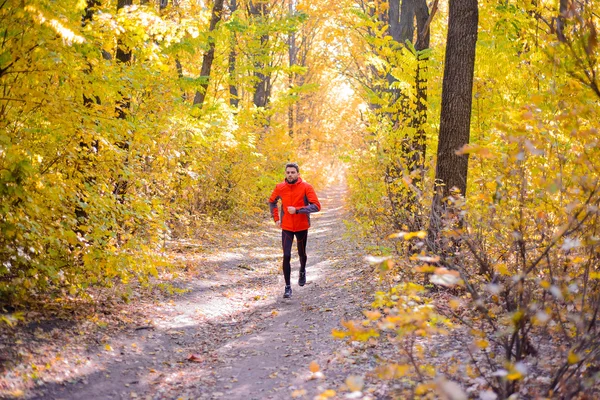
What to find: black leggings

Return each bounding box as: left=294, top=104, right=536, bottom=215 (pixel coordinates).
left=281, top=229, right=308, bottom=286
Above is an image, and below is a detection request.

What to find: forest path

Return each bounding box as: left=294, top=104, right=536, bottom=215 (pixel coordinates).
left=16, top=182, right=378, bottom=400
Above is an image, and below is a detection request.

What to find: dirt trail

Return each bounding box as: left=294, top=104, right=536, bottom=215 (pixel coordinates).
left=16, top=182, right=375, bottom=400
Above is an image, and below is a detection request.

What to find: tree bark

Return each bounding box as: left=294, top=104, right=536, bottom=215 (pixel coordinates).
left=288, top=0, right=297, bottom=136
left=249, top=0, right=271, bottom=108
left=412, top=0, right=430, bottom=173
left=228, top=0, right=239, bottom=107
left=429, top=0, right=478, bottom=240
left=114, top=0, right=133, bottom=203
left=384, top=0, right=430, bottom=231
left=389, top=0, right=400, bottom=42
left=116, top=0, right=132, bottom=121
left=193, top=0, right=225, bottom=107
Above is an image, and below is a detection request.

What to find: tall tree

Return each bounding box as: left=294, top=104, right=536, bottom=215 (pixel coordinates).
left=228, top=0, right=240, bottom=107
left=288, top=0, right=297, bottom=136
left=114, top=0, right=133, bottom=203
left=248, top=0, right=272, bottom=108
left=384, top=0, right=431, bottom=231
left=193, top=0, right=226, bottom=107
left=429, top=0, right=478, bottom=235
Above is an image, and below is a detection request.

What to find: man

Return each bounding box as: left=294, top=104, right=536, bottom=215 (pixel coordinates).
left=269, top=163, right=321, bottom=298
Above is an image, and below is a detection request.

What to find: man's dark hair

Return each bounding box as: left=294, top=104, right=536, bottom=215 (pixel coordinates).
left=285, top=162, right=299, bottom=172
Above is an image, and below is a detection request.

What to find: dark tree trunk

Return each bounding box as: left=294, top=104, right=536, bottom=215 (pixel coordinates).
left=386, top=0, right=413, bottom=109
left=228, top=0, right=239, bottom=107
left=556, top=0, right=568, bottom=42
left=228, top=48, right=239, bottom=107
left=384, top=0, right=430, bottom=232
left=411, top=0, right=430, bottom=175
left=115, top=0, right=132, bottom=121
left=428, top=0, right=478, bottom=246
left=433, top=0, right=477, bottom=200
left=114, top=0, right=133, bottom=203
left=252, top=52, right=271, bottom=108
left=249, top=0, right=271, bottom=108
left=76, top=0, right=102, bottom=233
left=288, top=0, right=297, bottom=137
left=193, top=0, right=225, bottom=107
left=116, top=0, right=133, bottom=67
left=389, top=0, right=400, bottom=42
left=398, top=0, right=415, bottom=44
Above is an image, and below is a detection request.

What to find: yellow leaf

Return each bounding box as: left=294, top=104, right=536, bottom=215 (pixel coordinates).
left=309, top=360, right=320, bottom=373
left=449, top=299, right=461, bottom=309
left=496, top=264, right=510, bottom=276
left=466, top=365, right=477, bottom=378
left=511, top=310, right=523, bottom=325
left=363, top=310, right=381, bottom=321
left=507, top=370, right=523, bottom=380
left=568, top=351, right=580, bottom=365
left=387, top=232, right=407, bottom=239
left=332, top=329, right=347, bottom=339
left=345, top=375, right=364, bottom=392
left=415, top=383, right=434, bottom=395
left=394, top=364, right=410, bottom=377
left=476, top=339, right=489, bottom=349
left=318, top=389, right=336, bottom=398
left=104, top=344, right=113, bottom=351
left=291, top=389, right=306, bottom=398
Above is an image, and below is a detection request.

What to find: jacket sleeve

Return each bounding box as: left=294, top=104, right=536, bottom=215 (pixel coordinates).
left=298, top=184, right=321, bottom=214
left=268, top=186, right=280, bottom=222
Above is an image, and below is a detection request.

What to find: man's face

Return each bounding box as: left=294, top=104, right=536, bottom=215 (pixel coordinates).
left=285, top=167, right=299, bottom=183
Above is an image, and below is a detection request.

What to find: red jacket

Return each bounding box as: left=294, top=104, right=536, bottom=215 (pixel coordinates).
left=269, top=178, right=321, bottom=231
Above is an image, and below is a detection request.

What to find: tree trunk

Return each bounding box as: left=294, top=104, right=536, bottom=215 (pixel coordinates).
left=288, top=0, right=297, bottom=137
left=193, top=0, right=225, bottom=107
left=76, top=0, right=102, bottom=233
left=384, top=0, right=430, bottom=231
left=556, top=0, right=568, bottom=42
left=389, top=0, right=400, bottom=44
left=249, top=0, right=271, bottom=108
left=429, top=0, right=478, bottom=241
left=114, top=0, right=133, bottom=202
left=411, top=0, right=430, bottom=177
left=228, top=0, right=239, bottom=107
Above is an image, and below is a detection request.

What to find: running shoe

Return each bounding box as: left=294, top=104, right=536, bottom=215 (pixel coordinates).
left=283, top=285, right=292, bottom=298
left=298, top=271, right=306, bottom=287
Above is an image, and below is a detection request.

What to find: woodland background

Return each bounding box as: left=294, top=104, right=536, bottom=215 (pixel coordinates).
left=1, top=0, right=600, bottom=398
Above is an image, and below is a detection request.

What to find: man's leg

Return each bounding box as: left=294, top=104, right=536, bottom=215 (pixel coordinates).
left=295, top=230, right=308, bottom=286
left=282, top=230, right=294, bottom=297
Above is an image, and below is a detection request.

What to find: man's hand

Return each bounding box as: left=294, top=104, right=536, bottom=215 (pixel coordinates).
left=276, top=220, right=281, bottom=227
left=287, top=206, right=297, bottom=214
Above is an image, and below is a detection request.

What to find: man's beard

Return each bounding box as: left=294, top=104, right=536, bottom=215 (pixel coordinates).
left=286, top=177, right=298, bottom=184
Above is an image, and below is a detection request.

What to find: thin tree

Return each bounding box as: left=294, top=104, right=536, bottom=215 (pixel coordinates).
left=228, top=0, right=240, bottom=107
left=385, top=0, right=431, bottom=232
left=193, top=0, right=226, bottom=107
left=288, top=0, right=297, bottom=137
left=114, top=0, right=133, bottom=204
left=248, top=0, right=272, bottom=108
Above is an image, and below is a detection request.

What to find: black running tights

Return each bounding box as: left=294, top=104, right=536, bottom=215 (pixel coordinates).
left=281, top=229, right=308, bottom=286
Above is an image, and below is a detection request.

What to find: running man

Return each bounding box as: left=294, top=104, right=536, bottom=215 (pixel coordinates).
left=269, top=163, right=321, bottom=298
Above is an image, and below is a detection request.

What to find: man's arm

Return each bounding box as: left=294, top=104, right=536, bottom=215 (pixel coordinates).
left=268, top=187, right=280, bottom=223
left=297, top=184, right=321, bottom=214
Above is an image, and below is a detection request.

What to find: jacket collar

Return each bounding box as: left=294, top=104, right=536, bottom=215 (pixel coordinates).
left=285, top=177, right=303, bottom=185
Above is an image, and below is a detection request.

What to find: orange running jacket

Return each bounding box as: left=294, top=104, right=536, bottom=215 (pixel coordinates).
left=268, top=178, right=321, bottom=232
